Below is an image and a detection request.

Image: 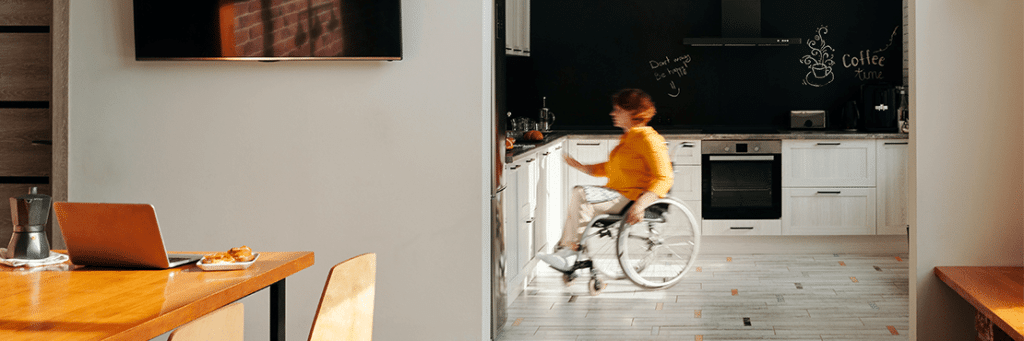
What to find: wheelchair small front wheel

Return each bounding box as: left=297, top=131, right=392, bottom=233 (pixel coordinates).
left=617, top=198, right=701, bottom=289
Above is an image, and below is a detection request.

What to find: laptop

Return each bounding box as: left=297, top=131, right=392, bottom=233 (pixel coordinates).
left=53, top=202, right=203, bottom=269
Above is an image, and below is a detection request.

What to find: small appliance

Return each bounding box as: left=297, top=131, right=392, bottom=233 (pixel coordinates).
left=539, top=96, right=556, bottom=132
left=860, top=84, right=900, bottom=132
left=840, top=100, right=860, bottom=131
left=789, top=110, right=827, bottom=129
left=5, top=187, right=51, bottom=260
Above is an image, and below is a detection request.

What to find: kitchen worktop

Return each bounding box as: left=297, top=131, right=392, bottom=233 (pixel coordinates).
left=507, top=129, right=908, bottom=160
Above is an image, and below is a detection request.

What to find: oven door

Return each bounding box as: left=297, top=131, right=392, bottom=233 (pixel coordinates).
left=702, top=154, right=782, bottom=219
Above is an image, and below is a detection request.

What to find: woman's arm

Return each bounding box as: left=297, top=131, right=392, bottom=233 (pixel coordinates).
left=625, top=191, right=659, bottom=225
left=563, top=153, right=606, bottom=177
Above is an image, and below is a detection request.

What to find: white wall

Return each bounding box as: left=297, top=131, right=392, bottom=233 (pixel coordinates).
left=910, top=1, right=1024, bottom=339
left=67, top=1, right=491, bottom=340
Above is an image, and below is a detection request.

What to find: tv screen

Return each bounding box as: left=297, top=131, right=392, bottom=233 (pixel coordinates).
left=134, top=0, right=402, bottom=61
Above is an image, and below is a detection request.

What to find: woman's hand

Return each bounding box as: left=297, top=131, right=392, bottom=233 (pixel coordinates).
left=624, top=191, right=659, bottom=225
left=563, top=153, right=588, bottom=174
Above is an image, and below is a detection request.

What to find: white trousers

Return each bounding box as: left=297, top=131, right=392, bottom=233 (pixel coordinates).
left=557, top=186, right=630, bottom=249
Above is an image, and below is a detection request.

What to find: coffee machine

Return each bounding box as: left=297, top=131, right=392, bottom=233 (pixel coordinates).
left=5, top=187, right=52, bottom=259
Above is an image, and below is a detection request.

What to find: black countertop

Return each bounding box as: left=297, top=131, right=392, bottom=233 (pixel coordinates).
left=507, top=129, right=908, bottom=161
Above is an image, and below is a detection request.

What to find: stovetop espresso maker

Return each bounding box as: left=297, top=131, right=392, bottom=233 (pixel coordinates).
left=5, top=187, right=51, bottom=260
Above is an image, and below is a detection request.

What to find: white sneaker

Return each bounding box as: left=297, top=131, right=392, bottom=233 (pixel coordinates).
left=537, top=248, right=577, bottom=272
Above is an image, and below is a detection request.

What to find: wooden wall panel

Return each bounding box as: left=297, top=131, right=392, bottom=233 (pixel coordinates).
left=0, top=184, right=50, bottom=250
left=0, top=33, right=51, bottom=101
left=0, top=108, right=51, bottom=176
left=0, top=0, right=52, bottom=26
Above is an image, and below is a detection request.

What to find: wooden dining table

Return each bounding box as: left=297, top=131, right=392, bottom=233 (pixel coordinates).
left=0, top=251, right=314, bottom=341
left=934, top=266, right=1024, bottom=341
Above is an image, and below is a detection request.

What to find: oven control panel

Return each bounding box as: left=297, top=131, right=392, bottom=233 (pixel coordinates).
left=702, top=140, right=781, bottom=154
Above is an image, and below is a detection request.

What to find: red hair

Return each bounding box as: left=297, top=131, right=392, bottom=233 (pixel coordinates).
left=612, top=89, right=656, bottom=125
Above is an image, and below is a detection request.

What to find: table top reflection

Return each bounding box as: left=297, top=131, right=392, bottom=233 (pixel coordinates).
left=0, top=251, right=314, bottom=341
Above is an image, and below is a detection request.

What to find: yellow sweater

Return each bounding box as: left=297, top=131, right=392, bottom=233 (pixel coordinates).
left=592, top=127, right=674, bottom=200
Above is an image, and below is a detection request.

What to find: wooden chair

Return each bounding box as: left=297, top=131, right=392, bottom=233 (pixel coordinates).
left=308, top=253, right=376, bottom=341
left=168, top=302, right=244, bottom=341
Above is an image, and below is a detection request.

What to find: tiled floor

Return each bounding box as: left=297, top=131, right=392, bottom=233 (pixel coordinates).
left=497, top=253, right=909, bottom=341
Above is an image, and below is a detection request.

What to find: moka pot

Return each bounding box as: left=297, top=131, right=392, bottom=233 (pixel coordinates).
left=5, top=187, right=51, bottom=259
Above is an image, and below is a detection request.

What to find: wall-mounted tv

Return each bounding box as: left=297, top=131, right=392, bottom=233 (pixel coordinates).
left=134, top=0, right=402, bottom=61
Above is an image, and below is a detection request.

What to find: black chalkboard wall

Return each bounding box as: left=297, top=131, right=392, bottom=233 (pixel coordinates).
left=507, top=0, right=902, bottom=130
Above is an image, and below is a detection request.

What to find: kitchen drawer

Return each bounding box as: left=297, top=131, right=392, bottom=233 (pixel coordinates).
left=0, top=108, right=51, bottom=176
left=702, top=219, right=781, bottom=236
left=670, top=165, right=701, bottom=201
left=667, top=140, right=701, bottom=165
left=782, top=187, right=876, bottom=235
left=782, top=140, right=875, bottom=187
left=661, top=200, right=702, bottom=232
left=0, top=33, right=51, bottom=101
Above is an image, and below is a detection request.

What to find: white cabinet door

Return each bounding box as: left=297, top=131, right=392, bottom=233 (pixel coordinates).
left=514, top=157, right=532, bottom=272
left=504, top=162, right=520, bottom=281
left=668, top=140, right=701, bottom=165
left=782, top=188, right=876, bottom=235
left=876, top=140, right=909, bottom=235
left=523, top=154, right=539, bottom=260
left=702, top=219, right=782, bottom=236
left=566, top=139, right=610, bottom=188
left=540, top=143, right=564, bottom=253
left=505, top=0, right=530, bottom=56
left=783, top=140, right=876, bottom=187
left=671, top=165, right=701, bottom=201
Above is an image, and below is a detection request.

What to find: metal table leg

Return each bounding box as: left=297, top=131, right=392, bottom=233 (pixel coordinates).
left=271, top=279, right=286, bottom=341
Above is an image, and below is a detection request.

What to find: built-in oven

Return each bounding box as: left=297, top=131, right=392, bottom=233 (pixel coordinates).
left=701, top=140, right=782, bottom=219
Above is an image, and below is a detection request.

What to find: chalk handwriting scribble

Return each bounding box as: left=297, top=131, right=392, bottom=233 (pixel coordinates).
left=873, top=26, right=899, bottom=54
left=800, top=25, right=835, bottom=87
left=649, top=55, right=691, bottom=98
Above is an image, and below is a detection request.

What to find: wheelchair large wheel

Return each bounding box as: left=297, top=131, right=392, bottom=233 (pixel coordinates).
left=581, top=216, right=626, bottom=280
left=617, top=198, right=700, bottom=289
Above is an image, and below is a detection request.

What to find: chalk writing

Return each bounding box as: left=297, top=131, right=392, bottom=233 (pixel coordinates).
left=840, top=25, right=897, bottom=82
left=800, top=25, right=835, bottom=87
left=648, top=54, right=691, bottom=97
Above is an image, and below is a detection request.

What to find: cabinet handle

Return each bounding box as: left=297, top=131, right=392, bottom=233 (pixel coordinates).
left=730, top=226, right=754, bottom=230
left=816, top=191, right=842, bottom=194
left=555, top=146, right=562, bottom=150
left=542, top=152, right=550, bottom=156
left=510, top=165, right=520, bottom=170
left=816, top=143, right=841, bottom=146
left=526, top=158, right=536, bottom=162
left=577, top=143, right=601, bottom=146
left=884, top=142, right=908, bottom=145
left=681, top=143, right=695, bottom=148
left=525, top=219, right=534, bottom=224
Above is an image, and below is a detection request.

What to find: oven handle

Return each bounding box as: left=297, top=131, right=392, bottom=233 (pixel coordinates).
left=707, top=155, right=776, bottom=161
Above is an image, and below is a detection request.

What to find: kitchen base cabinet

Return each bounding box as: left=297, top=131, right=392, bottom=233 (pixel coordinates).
left=782, top=188, right=876, bottom=235
left=702, top=219, right=782, bottom=236
left=565, top=139, right=611, bottom=190
left=782, top=140, right=876, bottom=187
left=876, top=140, right=909, bottom=235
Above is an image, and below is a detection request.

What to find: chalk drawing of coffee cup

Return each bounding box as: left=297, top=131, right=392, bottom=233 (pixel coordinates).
left=801, top=26, right=835, bottom=88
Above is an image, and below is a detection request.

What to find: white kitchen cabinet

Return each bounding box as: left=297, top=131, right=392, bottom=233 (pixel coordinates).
left=782, top=187, right=876, bottom=235
left=782, top=140, right=876, bottom=187
left=876, top=140, right=909, bottom=235
left=505, top=0, right=530, bottom=56
left=503, top=161, right=520, bottom=282
left=522, top=154, right=539, bottom=266
left=703, top=219, right=782, bottom=236
left=537, top=142, right=564, bottom=253
left=668, top=140, right=701, bottom=166
left=565, top=139, right=612, bottom=189
left=670, top=166, right=701, bottom=201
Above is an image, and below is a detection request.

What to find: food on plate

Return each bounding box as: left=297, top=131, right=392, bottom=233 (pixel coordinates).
left=229, top=245, right=255, bottom=262
left=202, top=252, right=235, bottom=264
left=505, top=137, right=515, bottom=150
left=202, top=246, right=256, bottom=264
left=524, top=130, right=543, bottom=141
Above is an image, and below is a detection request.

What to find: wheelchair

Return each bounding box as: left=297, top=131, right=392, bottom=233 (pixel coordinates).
left=556, top=196, right=701, bottom=295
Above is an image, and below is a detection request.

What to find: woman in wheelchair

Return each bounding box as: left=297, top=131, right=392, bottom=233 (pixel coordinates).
left=537, top=88, right=674, bottom=277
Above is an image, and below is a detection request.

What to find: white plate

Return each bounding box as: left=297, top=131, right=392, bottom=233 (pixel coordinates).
left=195, top=253, right=259, bottom=271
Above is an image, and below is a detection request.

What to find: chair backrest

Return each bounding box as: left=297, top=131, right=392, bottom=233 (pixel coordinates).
left=168, top=302, right=244, bottom=341
left=308, top=253, right=376, bottom=341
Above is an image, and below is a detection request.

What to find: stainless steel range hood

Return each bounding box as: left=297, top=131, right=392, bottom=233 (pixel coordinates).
left=683, top=0, right=801, bottom=47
